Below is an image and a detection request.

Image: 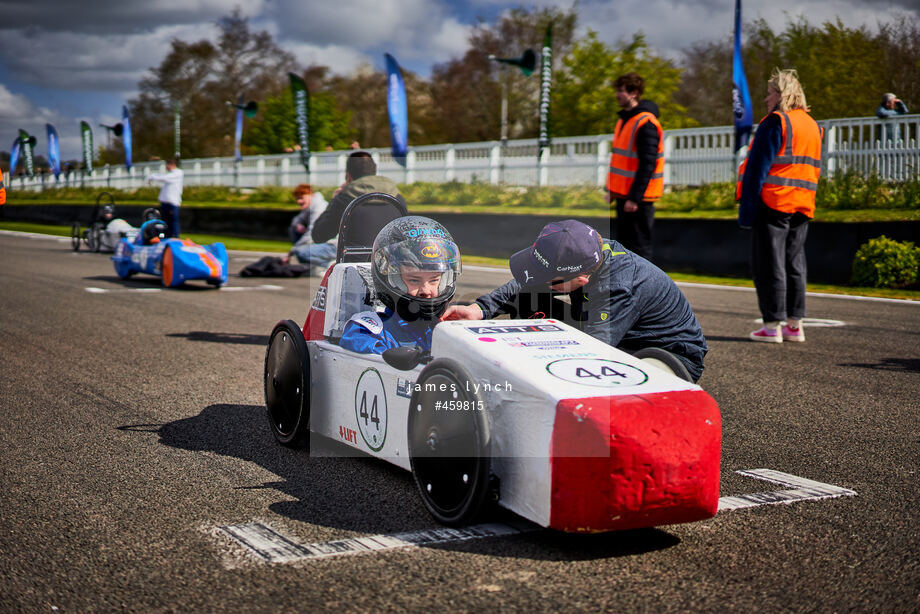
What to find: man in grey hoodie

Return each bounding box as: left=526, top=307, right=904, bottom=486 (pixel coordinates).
left=310, top=151, right=407, bottom=246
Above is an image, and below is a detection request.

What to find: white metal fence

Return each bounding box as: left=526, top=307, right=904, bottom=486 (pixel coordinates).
left=10, top=114, right=919, bottom=192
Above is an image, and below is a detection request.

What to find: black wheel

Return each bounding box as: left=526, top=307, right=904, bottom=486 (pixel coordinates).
left=71, top=223, right=81, bottom=251
left=88, top=223, right=103, bottom=252
left=634, top=347, right=693, bottom=382
left=408, top=358, right=491, bottom=526
left=264, top=320, right=310, bottom=448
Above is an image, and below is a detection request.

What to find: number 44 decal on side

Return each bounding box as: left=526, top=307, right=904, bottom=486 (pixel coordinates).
left=355, top=368, right=388, bottom=452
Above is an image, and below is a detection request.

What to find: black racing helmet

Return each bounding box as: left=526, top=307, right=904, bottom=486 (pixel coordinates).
left=100, top=204, right=115, bottom=222
left=372, top=216, right=461, bottom=321
left=141, top=219, right=169, bottom=244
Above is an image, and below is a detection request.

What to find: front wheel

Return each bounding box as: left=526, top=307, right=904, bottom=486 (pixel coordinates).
left=264, top=320, right=311, bottom=448
left=71, top=223, right=81, bottom=251
left=408, top=358, right=491, bottom=526
left=634, top=347, right=693, bottom=382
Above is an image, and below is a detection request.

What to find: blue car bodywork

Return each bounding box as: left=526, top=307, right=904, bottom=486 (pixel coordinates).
left=112, top=227, right=228, bottom=288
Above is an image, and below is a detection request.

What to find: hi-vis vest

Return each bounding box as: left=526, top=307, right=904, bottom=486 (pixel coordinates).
left=0, top=167, right=6, bottom=205
left=736, top=109, right=823, bottom=218
left=607, top=111, right=665, bottom=202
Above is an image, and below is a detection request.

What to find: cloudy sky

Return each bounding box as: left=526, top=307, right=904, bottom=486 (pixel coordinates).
left=1, top=0, right=915, bottom=161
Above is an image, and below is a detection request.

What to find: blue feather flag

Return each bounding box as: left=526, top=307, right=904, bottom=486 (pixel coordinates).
left=46, top=124, right=61, bottom=179
left=385, top=53, right=408, bottom=166
left=9, top=137, right=21, bottom=177
left=122, top=105, right=133, bottom=170
left=732, top=0, right=753, bottom=152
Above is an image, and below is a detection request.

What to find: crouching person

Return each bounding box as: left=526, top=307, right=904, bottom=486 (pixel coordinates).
left=442, top=219, right=708, bottom=382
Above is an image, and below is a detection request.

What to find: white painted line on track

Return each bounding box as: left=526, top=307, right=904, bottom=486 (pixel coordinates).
left=84, top=284, right=283, bottom=293
left=718, top=468, right=857, bottom=512
left=86, top=286, right=161, bottom=293
left=219, top=284, right=283, bottom=292
left=220, top=521, right=535, bottom=563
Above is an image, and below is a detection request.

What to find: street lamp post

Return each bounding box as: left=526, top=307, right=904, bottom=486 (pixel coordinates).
left=488, top=49, right=535, bottom=184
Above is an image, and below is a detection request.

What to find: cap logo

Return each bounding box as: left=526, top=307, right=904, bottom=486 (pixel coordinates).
left=533, top=248, right=549, bottom=268
left=523, top=270, right=533, bottom=283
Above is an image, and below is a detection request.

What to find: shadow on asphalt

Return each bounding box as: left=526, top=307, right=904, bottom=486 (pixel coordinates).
left=139, top=403, right=681, bottom=561
left=838, top=357, right=920, bottom=373
left=165, top=331, right=269, bottom=345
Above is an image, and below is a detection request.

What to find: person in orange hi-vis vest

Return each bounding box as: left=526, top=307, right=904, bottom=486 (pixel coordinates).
left=0, top=166, right=6, bottom=205
left=737, top=68, right=823, bottom=344
left=606, top=72, right=665, bottom=262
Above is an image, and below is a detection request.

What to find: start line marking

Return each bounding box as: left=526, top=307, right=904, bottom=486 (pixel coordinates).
left=85, top=284, right=283, bottom=294
left=220, top=521, right=535, bottom=564
left=718, top=468, right=857, bottom=511
left=218, top=470, right=855, bottom=564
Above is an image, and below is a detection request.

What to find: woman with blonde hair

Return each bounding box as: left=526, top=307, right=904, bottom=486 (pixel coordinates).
left=737, top=68, right=823, bottom=343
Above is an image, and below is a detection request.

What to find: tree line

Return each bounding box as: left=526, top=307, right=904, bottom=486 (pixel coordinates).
left=109, top=7, right=919, bottom=164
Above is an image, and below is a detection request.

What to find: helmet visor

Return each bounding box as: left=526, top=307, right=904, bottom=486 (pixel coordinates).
left=375, top=237, right=461, bottom=296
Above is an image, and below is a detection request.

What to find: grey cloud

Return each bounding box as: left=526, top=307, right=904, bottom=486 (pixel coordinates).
left=0, top=0, right=251, bottom=34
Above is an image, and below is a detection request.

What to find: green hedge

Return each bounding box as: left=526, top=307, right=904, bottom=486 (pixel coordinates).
left=851, top=235, right=920, bottom=288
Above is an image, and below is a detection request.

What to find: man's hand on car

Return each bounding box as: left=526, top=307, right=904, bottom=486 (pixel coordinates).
left=440, top=303, right=484, bottom=321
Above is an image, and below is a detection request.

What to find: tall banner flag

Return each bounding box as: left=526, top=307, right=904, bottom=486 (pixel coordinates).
left=46, top=124, right=61, bottom=179
left=384, top=53, right=408, bottom=166
left=18, top=129, right=35, bottom=177
left=732, top=0, right=753, bottom=152
left=174, top=101, right=181, bottom=160
left=289, top=72, right=310, bottom=174
left=122, top=105, right=133, bottom=170
left=9, top=137, right=21, bottom=177
left=538, top=23, right=553, bottom=162
left=80, top=121, right=94, bottom=175
left=234, top=94, right=244, bottom=162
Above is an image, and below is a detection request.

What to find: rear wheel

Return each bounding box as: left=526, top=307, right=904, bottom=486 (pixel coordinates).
left=408, top=358, right=491, bottom=526
left=634, top=347, right=693, bottom=382
left=71, top=223, right=81, bottom=251
left=264, top=320, right=311, bottom=448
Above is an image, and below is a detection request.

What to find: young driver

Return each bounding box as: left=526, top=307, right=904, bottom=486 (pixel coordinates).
left=339, top=216, right=460, bottom=355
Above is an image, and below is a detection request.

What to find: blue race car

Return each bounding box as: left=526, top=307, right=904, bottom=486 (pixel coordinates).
left=112, top=219, right=228, bottom=288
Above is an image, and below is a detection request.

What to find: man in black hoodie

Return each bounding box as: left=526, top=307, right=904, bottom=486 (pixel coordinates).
left=605, top=72, right=664, bottom=262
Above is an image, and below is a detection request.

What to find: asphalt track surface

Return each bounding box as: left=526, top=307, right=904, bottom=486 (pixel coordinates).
left=1, top=230, right=918, bottom=613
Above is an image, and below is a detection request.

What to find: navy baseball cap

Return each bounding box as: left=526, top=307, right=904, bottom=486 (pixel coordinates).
left=509, top=220, right=604, bottom=288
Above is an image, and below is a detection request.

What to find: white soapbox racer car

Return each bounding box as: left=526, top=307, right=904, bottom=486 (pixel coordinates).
left=263, top=194, right=722, bottom=532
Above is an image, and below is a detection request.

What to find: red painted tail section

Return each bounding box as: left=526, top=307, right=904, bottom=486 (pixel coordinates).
left=303, top=267, right=333, bottom=341
left=549, top=391, right=721, bottom=532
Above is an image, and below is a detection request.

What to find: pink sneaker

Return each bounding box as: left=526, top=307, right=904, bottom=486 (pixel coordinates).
left=782, top=324, right=805, bottom=342
left=749, top=326, right=782, bottom=343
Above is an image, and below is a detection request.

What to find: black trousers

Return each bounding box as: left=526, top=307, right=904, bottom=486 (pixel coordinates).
left=615, top=199, right=655, bottom=261
left=160, top=201, right=180, bottom=238
left=751, top=205, right=809, bottom=323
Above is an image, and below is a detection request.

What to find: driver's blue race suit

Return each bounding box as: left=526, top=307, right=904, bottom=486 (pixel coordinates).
left=339, top=308, right=434, bottom=354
